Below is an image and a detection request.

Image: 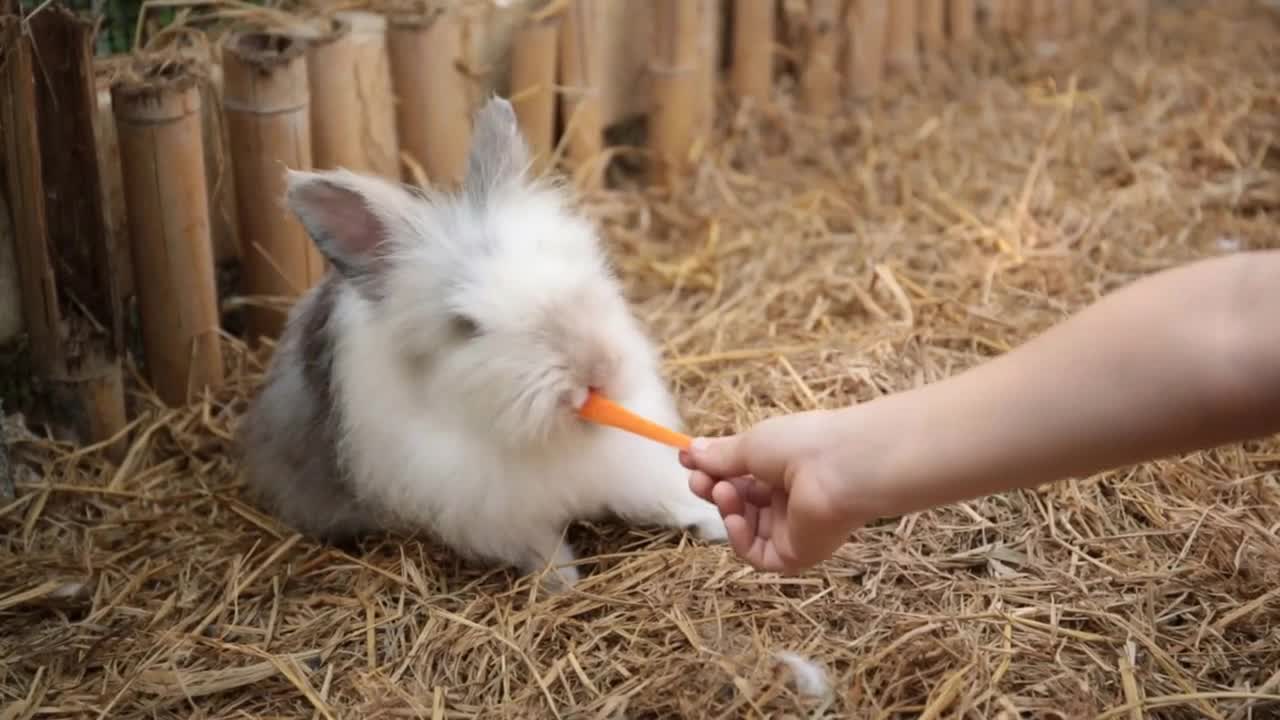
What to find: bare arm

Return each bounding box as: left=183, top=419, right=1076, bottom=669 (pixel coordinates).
left=873, top=249, right=1280, bottom=514
left=683, top=250, right=1280, bottom=573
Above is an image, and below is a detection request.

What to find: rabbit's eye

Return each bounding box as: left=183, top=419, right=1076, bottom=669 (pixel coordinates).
left=451, top=314, right=482, bottom=339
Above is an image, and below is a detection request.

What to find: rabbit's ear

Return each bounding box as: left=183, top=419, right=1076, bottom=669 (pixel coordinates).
left=463, top=95, right=531, bottom=208
left=285, top=168, right=413, bottom=293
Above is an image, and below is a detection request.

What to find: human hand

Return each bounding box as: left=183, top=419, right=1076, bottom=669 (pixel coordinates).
left=679, top=408, right=892, bottom=574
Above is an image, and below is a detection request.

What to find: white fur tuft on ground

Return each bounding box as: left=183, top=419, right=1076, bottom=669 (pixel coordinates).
left=772, top=651, right=832, bottom=700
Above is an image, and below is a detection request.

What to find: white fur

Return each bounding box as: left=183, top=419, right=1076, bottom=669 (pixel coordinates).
left=280, top=98, right=726, bottom=590
left=773, top=651, right=832, bottom=700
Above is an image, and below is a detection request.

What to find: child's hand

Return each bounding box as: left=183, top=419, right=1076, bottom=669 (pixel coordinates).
left=679, top=409, right=895, bottom=574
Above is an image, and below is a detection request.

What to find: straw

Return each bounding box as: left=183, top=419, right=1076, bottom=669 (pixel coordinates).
left=3, top=2, right=1280, bottom=718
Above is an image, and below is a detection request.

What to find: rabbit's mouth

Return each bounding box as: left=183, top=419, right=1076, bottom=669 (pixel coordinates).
left=567, top=386, right=592, bottom=412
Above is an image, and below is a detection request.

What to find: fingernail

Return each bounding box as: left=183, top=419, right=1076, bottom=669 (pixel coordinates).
left=690, top=437, right=709, bottom=454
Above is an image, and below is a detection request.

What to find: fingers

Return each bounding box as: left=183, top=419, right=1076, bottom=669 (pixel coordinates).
left=685, top=435, right=753, bottom=480
left=691, top=473, right=774, bottom=517
left=722, top=513, right=756, bottom=562
left=737, top=477, right=774, bottom=508
left=724, top=510, right=794, bottom=575
left=688, top=470, right=715, bottom=503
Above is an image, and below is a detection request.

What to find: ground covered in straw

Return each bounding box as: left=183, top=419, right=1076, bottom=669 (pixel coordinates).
left=4, top=2, right=1280, bottom=718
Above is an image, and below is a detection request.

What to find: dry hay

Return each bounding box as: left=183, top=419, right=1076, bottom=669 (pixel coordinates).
left=4, top=2, right=1280, bottom=718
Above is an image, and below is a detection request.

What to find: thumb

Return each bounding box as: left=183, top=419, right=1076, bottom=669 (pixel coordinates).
left=685, top=435, right=753, bottom=479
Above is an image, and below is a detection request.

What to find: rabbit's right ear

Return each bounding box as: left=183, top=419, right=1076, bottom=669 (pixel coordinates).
left=463, top=95, right=531, bottom=209
left=285, top=168, right=410, bottom=293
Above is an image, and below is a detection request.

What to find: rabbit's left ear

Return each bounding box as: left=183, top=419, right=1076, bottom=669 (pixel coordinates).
left=463, top=95, right=532, bottom=208
left=284, top=168, right=413, bottom=296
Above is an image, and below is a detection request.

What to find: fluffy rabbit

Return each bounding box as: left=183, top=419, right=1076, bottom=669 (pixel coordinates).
left=238, top=96, right=727, bottom=589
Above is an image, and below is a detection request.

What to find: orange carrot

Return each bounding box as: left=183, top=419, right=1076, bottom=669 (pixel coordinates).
left=578, top=390, right=693, bottom=450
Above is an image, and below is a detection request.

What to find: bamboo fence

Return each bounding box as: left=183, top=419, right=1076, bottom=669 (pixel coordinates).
left=0, top=0, right=1153, bottom=430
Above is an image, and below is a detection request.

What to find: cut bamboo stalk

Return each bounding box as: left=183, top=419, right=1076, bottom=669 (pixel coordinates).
left=986, top=0, right=1020, bottom=36
left=949, top=0, right=976, bottom=47
left=0, top=185, right=19, bottom=343
left=458, top=4, right=498, bottom=106
left=164, top=36, right=242, bottom=267
left=152, top=42, right=242, bottom=269
left=1052, top=0, right=1072, bottom=38
left=777, top=0, right=807, bottom=67
left=4, top=8, right=130, bottom=450
left=648, top=0, right=700, bottom=189
left=334, top=10, right=401, bottom=179
left=203, top=63, right=240, bottom=266
left=508, top=4, right=560, bottom=175
left=1127, top=0, right=1149, bottom=31
left=1071, top=0, right=1094, bottom=33
left=222, top=29, right=324, bottom=342
left=1027, top=0, right=1054, bottom=50
left=387, top=8, right=473, bottom=189
left=557, top=0, right=604, bottom=187
left=692, top=0, right=719, bottom=144
left=93, top=78, right=134, bottom=303
left=0, top=18, right=57, bottom=378
left=846, top=0, right=889, bottom=100
left=919, top=0, right=946, bottom=58
left=886, top=0, right=918, bottom=76
left=112, top=59, right=224, bottom=408
left=1003, top=0, right=1025, bottom=36
left=729, top=0, right=775, bottom=103
left=305, top=17, right=368, bottom=172
left=799, top=0, right=842, bottom=115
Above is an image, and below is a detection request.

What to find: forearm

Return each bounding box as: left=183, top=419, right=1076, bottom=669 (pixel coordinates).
left=878, top=251, right=1280, bottom=514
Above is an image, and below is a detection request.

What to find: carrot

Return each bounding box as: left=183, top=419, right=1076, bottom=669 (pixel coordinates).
left=578, top=390, right=693, bottom=450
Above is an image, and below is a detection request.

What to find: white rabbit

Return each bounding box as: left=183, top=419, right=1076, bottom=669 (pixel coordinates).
left=237, top=96, right=727, bottom=590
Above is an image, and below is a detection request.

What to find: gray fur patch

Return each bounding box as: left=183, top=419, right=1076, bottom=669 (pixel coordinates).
left=238, top=276, right=385, bottom=543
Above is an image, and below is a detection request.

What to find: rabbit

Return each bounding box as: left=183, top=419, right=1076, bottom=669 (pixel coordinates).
left=237, top=95, right=728, bottom=590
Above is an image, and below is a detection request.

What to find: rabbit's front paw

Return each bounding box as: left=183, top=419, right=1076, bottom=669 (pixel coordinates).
left=520, top=536, right=582, bottom=592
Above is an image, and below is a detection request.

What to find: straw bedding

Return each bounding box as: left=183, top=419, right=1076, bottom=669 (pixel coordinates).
left=3, top=2, right=1280, bottom=717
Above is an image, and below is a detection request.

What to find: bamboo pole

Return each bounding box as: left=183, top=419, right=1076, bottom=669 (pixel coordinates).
left=1126, top=0, right=1149, bottom=40
left=4, top=8, right=130, bottom=449
left=387, top=7, right=473, bottom=188
left=983, top=0, right=1011, bottom=37
left=222, top=29, right=323, bottom=342
left=112, top=60, right=224, bottom=408
left=799, top=0, right=842, bottom=115
left=94, top=79, right=133, bottom=303
left=1071, top=0, right=1093, bottom=33
left=885, top=0, right=917, bottom=76
left=692, top=0, right=719, bottom=144
left=846, top=0, right=888, bottom=100
left=1052, top=0, right=1072, bottom=39
left=557, top=0, right=604, bottom=188
left=648, top=0, right=700, bottom=189
left=0, top=18, right=57, bottom=378
left=949, top=0, right=976, bottom=48
left=305, top=17, right=368, bottom=173
left=334, top=10, right=401, bottom=179
left=1027, top=0, right=1054, bottom=50
left=998, top=0, right=1024, bottom=37
left=0, top=187, right=19, bottom=343
left=919, top=0, right=946, bottom=58
left=509, top=4, right=560, bottom=175
left=202, top=63, right=241, bottom=266
left=166, top=37, right=241, bottom=266
left=729, top=0, right=775, bottom=104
